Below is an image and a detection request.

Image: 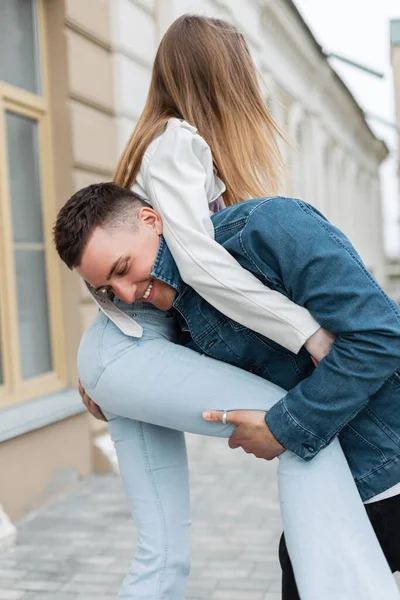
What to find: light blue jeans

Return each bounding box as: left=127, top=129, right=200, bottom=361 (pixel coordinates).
left=78, top=303, right=400, bottom=600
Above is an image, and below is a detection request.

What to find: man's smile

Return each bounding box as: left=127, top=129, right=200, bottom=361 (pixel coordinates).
left=142, top=279, right=155, bottom=302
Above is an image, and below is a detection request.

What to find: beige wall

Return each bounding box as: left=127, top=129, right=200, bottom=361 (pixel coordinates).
left=64, top=0, right=117, bottom=331
left=51, top=0, right=114, bottom=425
left=45, top=0, right=108, bottom=386
left=0, top=0, right=116, bottom=525
left=0, top=414, right=92, bottom=522
left=45, top=0, right=118, bottom=381
left=389, top=39, right=400, bottom=300
left=392, top=45, right=400, bottom=162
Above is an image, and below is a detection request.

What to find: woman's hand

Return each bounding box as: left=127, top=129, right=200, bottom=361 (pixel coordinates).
left=304, top=327, right=336, bottom=365
left=78, top=379, right=107, bottom=422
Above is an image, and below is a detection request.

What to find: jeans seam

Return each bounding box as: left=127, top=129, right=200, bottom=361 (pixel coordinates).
left=354, top=450, right=400, bottom=483
left=238, top=228, right=275, bottom=286
left=346, top=423, right=387, bottom=461
left=137, top=422, right=169, bottom=598
left=92, top=343, right=140, bottom=386
left=279, top=398, right=326, bottom=444
left=365, top=406, right=400, bottom=445
left=213, top=218, right=247, bottom=233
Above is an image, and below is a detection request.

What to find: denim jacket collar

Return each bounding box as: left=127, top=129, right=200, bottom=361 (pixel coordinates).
left=151, top=236, right=184, bottom=296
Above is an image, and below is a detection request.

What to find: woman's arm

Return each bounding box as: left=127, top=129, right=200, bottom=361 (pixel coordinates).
left=144, top=121, right=320, bottom=354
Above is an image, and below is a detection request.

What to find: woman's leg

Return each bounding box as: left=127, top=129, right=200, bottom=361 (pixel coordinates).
left=79, top=315, right=400, bottom=600
left=279, top=494, right=400, bottom=599
left=102, top=416, right=190, bottom=600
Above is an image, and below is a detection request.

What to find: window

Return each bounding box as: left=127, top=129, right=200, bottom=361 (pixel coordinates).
left=0, top=0, right=66, bottom=407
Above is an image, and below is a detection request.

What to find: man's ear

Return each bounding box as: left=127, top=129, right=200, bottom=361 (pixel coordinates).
left=137, top=206, right=163, bottom=235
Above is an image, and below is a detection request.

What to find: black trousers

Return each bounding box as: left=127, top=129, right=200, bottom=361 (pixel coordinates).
left=279, top=493, right=400, bottom=600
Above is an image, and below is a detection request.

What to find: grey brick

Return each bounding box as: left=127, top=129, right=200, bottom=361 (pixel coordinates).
left=70, top=573, right=118, bottom=584
left=0, top=434, right=287, bottom=598
left=21, top=595, right=77, bottom=600
left=75, top=596, right=115, bottom=600
left=200, top=568, right=251, bottom=579
left=186, top=589, right=212, bottom=599
left=217, top=579, right=270, bottom=591
left=74, top=556, right=115, bottom=566
left=0, top=569, right=26, bottom=581
left=0, top=591, right=25, bottom=600
left=211, top=591, right=265, bottom=599
left=186, top=579, right=218, bottom=591
left=61, top=582, right=109, bottom=594
left=13, top=580, right=62, bottom=592
left=0, top=582, right=15, bottom=592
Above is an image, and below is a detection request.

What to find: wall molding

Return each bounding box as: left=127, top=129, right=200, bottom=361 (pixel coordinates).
left=73, top=162, right=114, bottom=178
left=69, top=92, right=114, bottom=118
left=0, top=389, right=86, bottom=443
left=65, top=17, right=112, bottom=53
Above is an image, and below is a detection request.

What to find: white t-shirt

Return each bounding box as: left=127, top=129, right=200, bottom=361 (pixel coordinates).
left=365, top=482, right=400, bottom=504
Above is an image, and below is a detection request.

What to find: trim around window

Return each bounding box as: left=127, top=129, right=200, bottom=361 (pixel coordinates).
left=0, top=0, right=67, bottom=408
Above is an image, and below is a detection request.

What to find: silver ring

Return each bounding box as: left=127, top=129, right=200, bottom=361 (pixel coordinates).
left=222, top=410, right=228, bottom=425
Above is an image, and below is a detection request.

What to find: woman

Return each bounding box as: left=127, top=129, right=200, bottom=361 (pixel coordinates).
left=73, top=15, right=399, bottom=600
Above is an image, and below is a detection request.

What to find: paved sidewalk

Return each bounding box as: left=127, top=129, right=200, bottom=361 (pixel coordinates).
left=0, top=434, right=282, bottom=600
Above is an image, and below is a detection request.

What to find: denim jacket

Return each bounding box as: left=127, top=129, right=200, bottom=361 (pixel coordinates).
left=152, top=197, right=400, bottom=501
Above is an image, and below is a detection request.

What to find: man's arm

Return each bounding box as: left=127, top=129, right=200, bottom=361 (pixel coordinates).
left=242, top=198, right=400, bottom=461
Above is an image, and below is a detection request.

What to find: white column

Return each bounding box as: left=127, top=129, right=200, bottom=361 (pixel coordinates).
left=287, top=101, right=305, bottom=198
left=263, top=72, right=289, bottom=195
left=309, top=119, right=329, bottom=213
left=339, top=155, right=356, bottom=244
left=370, top=174, right=387, bottom=287
left=329, top=144, right=344, bottom=228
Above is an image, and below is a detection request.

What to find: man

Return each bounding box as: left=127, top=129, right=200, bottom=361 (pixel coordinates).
left=54, top=183, right=400, bottom=599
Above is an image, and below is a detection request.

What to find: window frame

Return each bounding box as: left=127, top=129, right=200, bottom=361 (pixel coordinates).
left=0, top=0, right=66, bottom=407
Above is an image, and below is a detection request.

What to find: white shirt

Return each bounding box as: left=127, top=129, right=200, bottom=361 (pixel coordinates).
left=365, top=482, right=400, bottom=504
left=88, top=118, right=319, bottom=352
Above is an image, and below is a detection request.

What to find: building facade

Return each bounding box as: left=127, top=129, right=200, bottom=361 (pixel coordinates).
left=0, top=0, right=389, bottom=527
left=390, top=18, right=400, bottom=303
left=391, top=20, right=400, bottom=164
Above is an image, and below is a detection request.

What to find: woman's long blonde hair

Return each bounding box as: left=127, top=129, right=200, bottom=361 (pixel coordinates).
left=114, top=14, right=286, bottom=206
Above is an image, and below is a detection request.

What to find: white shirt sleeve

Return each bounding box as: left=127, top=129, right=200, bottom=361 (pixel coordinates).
left=144, top=123, right=320, bottom=353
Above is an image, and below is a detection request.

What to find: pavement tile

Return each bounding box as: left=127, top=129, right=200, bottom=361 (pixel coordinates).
left=21, top=595, right=77, bottom=600
left=0, top=592, right=25, bottom=600
left=0, top=569, right=26, bottom=580
left=13, top=580, right=62, bottom=592
left=217, top=578, right=273, bottom=591
left=74, top=596, right=115, bottom=600
left=70, top=573, right=119, bottom=585
left=61, top=582, right=109, bottom=594
left=9, top=433, right=399, bottom=600
left=0, top=583, right=15, bottom=592
left=211, top=590, right=265, bottom=599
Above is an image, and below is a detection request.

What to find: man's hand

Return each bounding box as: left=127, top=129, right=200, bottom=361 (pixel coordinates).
left=78, top=379, right=107, bottom=422
left=202, top=409, right=285, bottom=460
left=304, top=327, right=335, bottom=365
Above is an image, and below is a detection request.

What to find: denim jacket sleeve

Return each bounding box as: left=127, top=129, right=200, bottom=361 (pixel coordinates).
left=241, top=198, right=400, bottom=461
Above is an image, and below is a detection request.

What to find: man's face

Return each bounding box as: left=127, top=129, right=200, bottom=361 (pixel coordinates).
left=76, top=207, right=176, bottom=310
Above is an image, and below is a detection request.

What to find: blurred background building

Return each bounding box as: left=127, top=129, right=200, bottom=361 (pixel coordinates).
left=0, top=0, right=398, bottom=529
left=389, top=18, right=400, bottom=301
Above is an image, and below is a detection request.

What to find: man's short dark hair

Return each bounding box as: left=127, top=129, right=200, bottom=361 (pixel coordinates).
left=53, top=182, right=150, bottom=269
